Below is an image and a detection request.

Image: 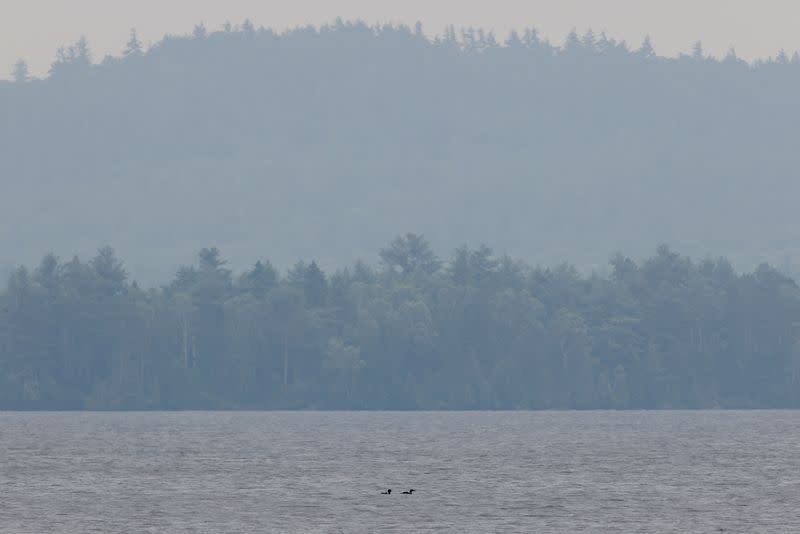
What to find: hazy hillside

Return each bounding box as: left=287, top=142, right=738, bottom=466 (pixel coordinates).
left=3, top=21, right=800, bottom=281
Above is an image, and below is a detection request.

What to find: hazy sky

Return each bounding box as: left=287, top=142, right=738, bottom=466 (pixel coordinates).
left=3, top=0, right=800, bottom=78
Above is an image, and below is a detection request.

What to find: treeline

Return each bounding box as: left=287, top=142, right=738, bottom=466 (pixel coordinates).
left=3, top=21, right=800, bottom=282
left=2, top=235, right=800, bottom=409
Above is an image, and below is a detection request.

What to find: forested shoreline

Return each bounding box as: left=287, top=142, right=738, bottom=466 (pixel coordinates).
left=2, top=235, right=800, bottom=410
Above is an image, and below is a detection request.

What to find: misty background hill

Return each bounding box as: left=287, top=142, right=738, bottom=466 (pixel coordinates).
left=3, top=20, right=800, bottom=282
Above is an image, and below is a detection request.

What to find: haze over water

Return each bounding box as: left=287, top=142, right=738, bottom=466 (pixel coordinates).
left=4, top=1, right=800, bottom=532
left=2, top=411, right=799, bottom=533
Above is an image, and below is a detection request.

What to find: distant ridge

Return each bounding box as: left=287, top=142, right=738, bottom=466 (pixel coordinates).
left=2, top=21, right=800, bottom=282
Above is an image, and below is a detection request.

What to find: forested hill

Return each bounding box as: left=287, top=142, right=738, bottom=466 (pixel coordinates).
left=3, top=237, right=800, bottom=409
left=3, top=22, right=800, bottom=282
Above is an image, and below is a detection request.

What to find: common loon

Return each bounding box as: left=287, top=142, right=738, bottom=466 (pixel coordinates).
left=401, top=489, right=415, bottom=494
left=381, top=489, right=392, bottom=495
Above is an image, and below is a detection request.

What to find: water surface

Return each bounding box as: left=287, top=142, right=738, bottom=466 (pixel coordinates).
left=2, top=411, right=799, bottom=533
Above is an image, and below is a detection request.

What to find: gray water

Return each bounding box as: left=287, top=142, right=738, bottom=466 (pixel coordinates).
left=1, top=411, right=799, bottom=533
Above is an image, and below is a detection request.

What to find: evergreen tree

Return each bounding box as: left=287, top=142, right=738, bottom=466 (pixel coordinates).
left=636, top=36, right=655, bottom=59
left=12, top=59, right=29, bottom=83
left=193, top=23, right=207, bottom=40
left=691, top=40, right=705, bottom=61
left=304, top=261, right=327, bottom=308
left=123, top=29, right=143, bottom=57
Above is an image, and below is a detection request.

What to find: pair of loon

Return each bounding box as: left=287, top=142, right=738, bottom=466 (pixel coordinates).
left=381, top=489, right=414, bottom=495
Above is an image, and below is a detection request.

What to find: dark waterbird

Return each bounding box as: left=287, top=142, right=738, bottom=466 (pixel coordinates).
left=381, top=489, right=391, bottom=495
left=402, top=489, right=415, bottom=494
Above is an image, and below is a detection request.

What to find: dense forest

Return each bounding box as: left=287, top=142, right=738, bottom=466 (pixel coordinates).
left=3, top=236, right=800, bottom=409
left=3, top=21, right=800, bottom=282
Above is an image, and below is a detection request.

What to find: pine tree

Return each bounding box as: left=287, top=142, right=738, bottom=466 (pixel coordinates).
left=74, top=36, right=92, bottom=65
left=637, top=36, right=655, bottom=59
left=304, top=261, right=327, bottom=308
left=414, top=21, right=424, bottom=39
left=691, top=41, right=704, bottom=61
left=12, top=59, right=29, bottom=83
left=582, top=29, right=597, bottom=51
left=124, top=29, right=143, bottom=57
left=724, top=47, right=739, bottom=63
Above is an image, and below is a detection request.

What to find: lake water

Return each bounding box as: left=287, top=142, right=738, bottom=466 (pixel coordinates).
left=1, top=411, right=799, bottom=533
